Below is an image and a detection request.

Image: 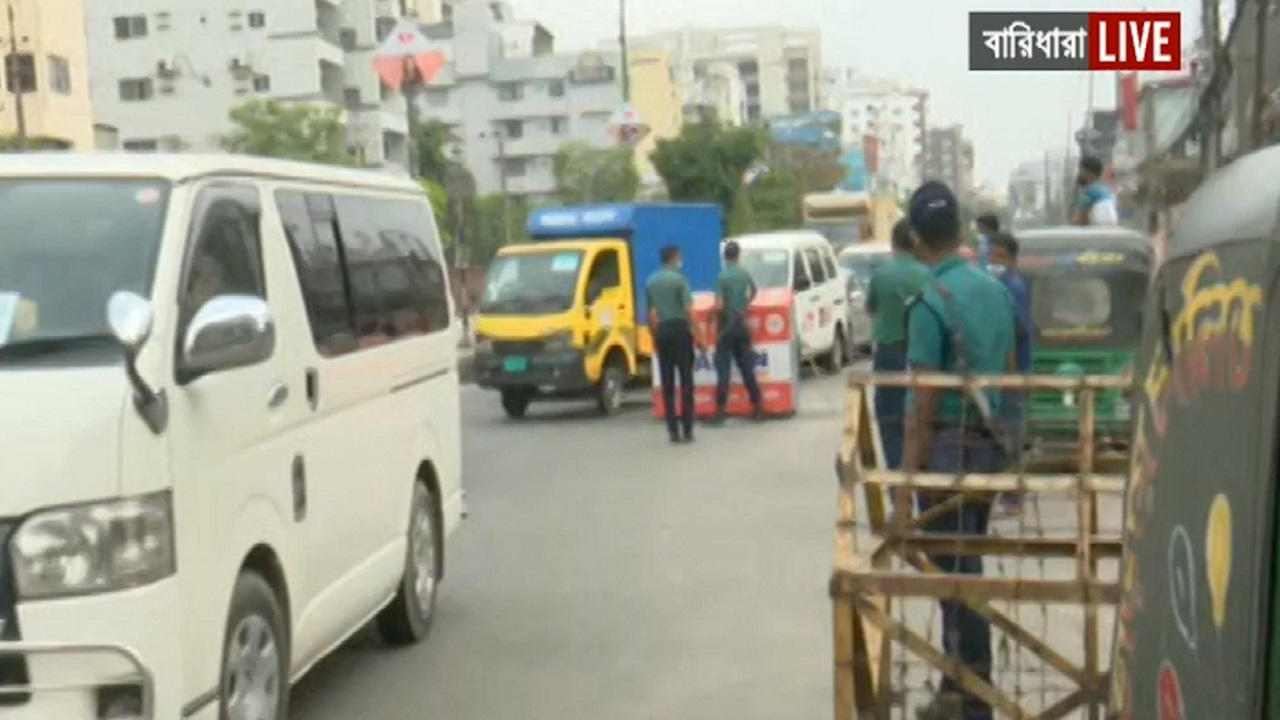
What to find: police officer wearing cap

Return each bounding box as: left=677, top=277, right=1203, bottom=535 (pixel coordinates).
left=646, top=244, right=703, bottom=443
left=707, top=240, right=763, bottom=423
left=896, top=181, right=1016, bottom=720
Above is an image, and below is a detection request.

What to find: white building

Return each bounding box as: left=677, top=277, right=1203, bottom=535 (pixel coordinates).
left=417, top=1, right=628, bottom=198
left=612, top=25, right=821, bottom=123
left=85, top=0, right=432, bottom=167
left=823, top=68, right=927, bottom=196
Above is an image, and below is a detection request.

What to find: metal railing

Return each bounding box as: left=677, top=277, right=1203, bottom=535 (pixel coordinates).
left=0, top=641, right=154, bottom=718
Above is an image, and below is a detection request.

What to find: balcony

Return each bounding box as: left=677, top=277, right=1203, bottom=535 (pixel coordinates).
left=501, top=133, right=561, bottom=157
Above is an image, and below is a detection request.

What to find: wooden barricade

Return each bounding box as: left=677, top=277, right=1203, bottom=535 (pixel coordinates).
left=832, top=371, right=1130, bottom=720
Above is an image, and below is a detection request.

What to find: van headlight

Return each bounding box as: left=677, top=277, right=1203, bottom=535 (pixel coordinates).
left=9, top=491, right=175, bottom=600
left=543, top=331, right=574, bottom=353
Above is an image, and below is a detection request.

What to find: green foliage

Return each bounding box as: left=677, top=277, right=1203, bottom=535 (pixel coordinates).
left=0, top=135, right=73, bottom=152
left=746, top=166, right=803, bottom=231
left=419, top=180, right=452, bottom=247
left=222, top=100, right=354, bottom=166
left=775, top=144, right=845, bottom=194
left=465, top=194, right=529, bottom=265
left=412, top=120, right=459, bottom=185
left=552, top=142, right=640, bottom=204
left=650, top=120, right=767, bottom=217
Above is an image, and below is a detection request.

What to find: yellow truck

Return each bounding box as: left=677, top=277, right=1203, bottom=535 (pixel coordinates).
left=802, top=191, right=901, bottom=248
left=473, top=203, right=724, bottom=419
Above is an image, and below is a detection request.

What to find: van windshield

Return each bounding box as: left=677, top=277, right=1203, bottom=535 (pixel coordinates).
left=740, top=248, right=791, bottom=289
left=479, top=250, right=583, bottom=315
left=0, top=178, right=170, bottom=360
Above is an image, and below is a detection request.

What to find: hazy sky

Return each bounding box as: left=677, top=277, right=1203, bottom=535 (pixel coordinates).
left=514, top=0, right=1204, bottom=190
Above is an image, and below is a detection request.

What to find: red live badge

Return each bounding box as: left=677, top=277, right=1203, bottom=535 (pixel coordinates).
left=1157, top=661, right=1184, bottom=720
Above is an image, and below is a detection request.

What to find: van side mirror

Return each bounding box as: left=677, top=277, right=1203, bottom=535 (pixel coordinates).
left=180, top=295, right=275, bottom=382
left=794, top=277, right=811, bottom=292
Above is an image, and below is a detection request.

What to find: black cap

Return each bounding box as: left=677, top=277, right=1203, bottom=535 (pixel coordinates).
left=909, top=181, right=960, bottom=240
left=723, top=240, right=740, bottom=259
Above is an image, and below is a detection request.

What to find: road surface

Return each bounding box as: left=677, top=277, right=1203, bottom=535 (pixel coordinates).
left=291, top=371, right=850, bottom=720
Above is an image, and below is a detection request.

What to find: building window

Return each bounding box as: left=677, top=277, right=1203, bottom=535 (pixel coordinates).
left=502, top=158, right=528, bottom=177
left=375, top=17, right=396, bottom=41
left=3, top=53, right=36, bottom=93
left=253, top=74, right=270, bottom=92
left=248, top=11, right=265, bottom=28
left=113, top=15, right=148, bottom=40
left=499, top=120, right=523, bottom=139
left=119, top=78, right=154, bottom=101
left=496, top=83, right=523, bottom=102
left=123, top=139, right=159, bottom=151
left=46, top=55, right=71, bottom=95
left=547, top=79, right=564, bottom=97
left=550, top=116, right=566, bottom=134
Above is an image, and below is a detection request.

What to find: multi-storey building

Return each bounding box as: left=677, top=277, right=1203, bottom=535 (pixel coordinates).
left=822, top=68, right=926, bottom=196
left=923, top=124, right=975, bottom=199
left=84, top=0, right=420, bottom=167
left=0, top=0, right=95, bottom=148
left=626, top=47, right=682, bottom=182
left=418, top=0, right=677, bottom=199
left=616, top=25, right=821, bottom=123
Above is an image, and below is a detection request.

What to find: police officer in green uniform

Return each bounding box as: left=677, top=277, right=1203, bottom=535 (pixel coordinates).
left=897, top=181, right=1015, bottom=720
left=646, top=245, right=703, bottom=443
left=707, top=240, right=763, bottom=423
left=867, top=218, right=929, bottom=467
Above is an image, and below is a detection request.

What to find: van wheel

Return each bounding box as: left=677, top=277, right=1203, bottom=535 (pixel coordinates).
left=817, top=327, right=843, bottom=373
left=377, top=481, right=439, bottom=645
left=596, top=357, right=627, bottom=415
left=501, top=390, right=530, bottom=418
left=219, top=572, right=289, bottom=720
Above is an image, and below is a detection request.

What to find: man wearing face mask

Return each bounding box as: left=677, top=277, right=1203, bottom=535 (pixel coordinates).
left=988, top=232, right=1032, bottom=515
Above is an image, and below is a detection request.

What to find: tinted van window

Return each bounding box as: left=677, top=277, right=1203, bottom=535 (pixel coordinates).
left=275, top=190, right=357, bottom=356
left=332, top=194, right=451, bottom=346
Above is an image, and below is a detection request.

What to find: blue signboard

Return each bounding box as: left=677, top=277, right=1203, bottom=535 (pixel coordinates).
left=767, top=110, right=841, bottom=151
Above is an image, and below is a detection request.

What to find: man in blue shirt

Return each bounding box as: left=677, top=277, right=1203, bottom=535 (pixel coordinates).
left=899, top=181, right=1015, bottom=720
left=1071, top=156, right=1118, bottom=226
left=988, top=232, right=1033, bottom=515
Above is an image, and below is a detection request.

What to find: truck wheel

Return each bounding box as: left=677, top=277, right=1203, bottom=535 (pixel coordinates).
left=501, top=389, right=530, bottom=419
left=219, top=572, right=289, bottom=720
left=377, top=480, right=439, bottom=646
left=596, top=357, right=626, bottom=415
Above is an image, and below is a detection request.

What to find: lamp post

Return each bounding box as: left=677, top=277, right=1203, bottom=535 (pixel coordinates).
left=3, top=0, right=29, bottom=148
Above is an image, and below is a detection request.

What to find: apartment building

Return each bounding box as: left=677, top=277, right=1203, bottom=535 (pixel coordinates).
left=626, top=47, right=681, bottom=181
left=923, top=124, right=975, bottom=199
left=84, top=0, right=417, bottom=167
left=822, top=68, right=926, bottom=196
left=418, top=1, right=677, bottom=199
left=0, top=0, right=95, bottom=148
left=618, top=25, right=821, bottom=123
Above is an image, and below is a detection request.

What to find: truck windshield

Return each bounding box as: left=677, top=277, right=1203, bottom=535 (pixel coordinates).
left=740, top=248, right=791, bottom=289
left=479, top=250, right=584, bottom=315
left=0, top=178, right=170, bottom=361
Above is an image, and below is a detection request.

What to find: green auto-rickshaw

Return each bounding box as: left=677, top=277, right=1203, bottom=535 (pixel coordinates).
left=1015, top=226, right=1152, bottom=449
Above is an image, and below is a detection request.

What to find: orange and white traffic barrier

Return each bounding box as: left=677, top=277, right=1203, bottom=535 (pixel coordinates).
left=652, top=289, right=798, bottom=419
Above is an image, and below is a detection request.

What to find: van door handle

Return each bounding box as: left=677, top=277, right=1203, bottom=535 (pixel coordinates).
left=291, top=455, right=307, bottom=522
left=305, top=368, right=319, bottom=409
left=267, top=381, right=289, bottom=408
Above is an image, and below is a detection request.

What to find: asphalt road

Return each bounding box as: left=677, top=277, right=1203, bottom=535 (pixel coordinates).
left=289, top=366, right=1122, bottom=719
left=290, top=370, right=852, bottom=720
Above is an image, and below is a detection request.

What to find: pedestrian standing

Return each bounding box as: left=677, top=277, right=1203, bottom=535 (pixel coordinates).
left=646, top=245, right=702, bottom=443
left=896, top=181, right=1016, bottom=720
left=973, top=213, right=999, bottom=268
left=988, top=232, right=1033, bottom=515
left=1070, top=155, right=1119, bottom=226
left=867, top=218, right=929, bottom=468
left=708, top=240, right=764, bottom=424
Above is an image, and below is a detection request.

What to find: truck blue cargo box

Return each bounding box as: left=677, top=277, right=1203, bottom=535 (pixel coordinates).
left=526, top=203, right=724, bottom=325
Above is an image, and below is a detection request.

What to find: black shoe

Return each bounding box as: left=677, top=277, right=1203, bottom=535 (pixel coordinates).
left=668, top=430, right=681, bottom=443
left=704, top=411, right=727, bottom=425
left=682, top=430, right=694, bottom=442
left=751, top=406, right=765, bottom=421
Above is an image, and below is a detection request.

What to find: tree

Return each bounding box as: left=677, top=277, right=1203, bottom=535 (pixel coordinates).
left=650, top=121, right=767, bottom=232
left=222, top=100, right=354, bottom=166
left=412, top=120, right=460, bottom=185
left=420, top=180, right=452, bottom=247
left=746, top=167, right=803, bottom=231
left=465, top=194, right=529, bottom=265
left=773, top=144, right=845, bottom=194
left=552, top=142, right=639, bottom=204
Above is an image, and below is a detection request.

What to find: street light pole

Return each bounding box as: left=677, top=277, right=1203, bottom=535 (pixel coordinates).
left=5, top=0, right=29, bottom=148
left=618, top=0, right=630, bottom=102
left=1253, top=0, right=1269, bottom=150
left=494, top=130, right=511, bottom=245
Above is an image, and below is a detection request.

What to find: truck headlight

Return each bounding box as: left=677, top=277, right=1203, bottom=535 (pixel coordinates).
left=10, top=490, right=175, bottom=600
left=543, top=331, right=574, bottom=353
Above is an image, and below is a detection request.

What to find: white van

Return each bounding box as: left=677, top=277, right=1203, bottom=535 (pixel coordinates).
left=731, top=230, right=852, bottom=370
left=0, top=154, right=464, bottom=719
